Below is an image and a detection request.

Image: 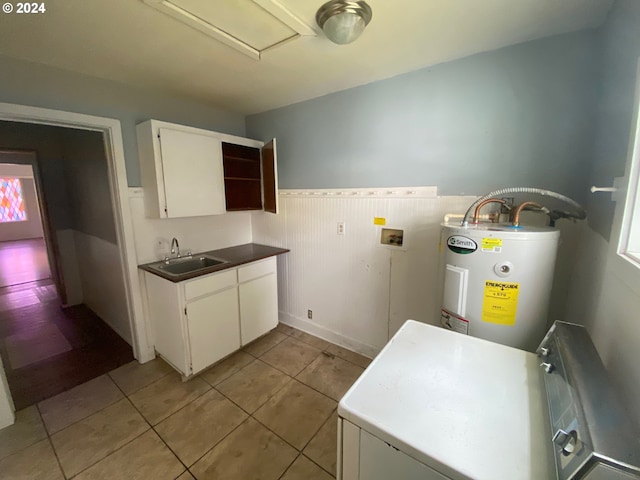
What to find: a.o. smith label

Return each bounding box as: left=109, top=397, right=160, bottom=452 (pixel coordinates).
left=447, top=235, right=477, bottom=254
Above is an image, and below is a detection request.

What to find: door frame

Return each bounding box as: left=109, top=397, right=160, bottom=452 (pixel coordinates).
left=0, top=102, right=153, bottom=427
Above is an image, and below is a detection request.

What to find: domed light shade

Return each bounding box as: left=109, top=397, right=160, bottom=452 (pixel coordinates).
left=316, top=1, right=372, bottom=45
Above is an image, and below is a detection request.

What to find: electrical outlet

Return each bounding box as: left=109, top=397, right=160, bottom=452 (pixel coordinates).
left=307, top=309, right=313, bottom=319
left=337, top=222, right=345, bottom=235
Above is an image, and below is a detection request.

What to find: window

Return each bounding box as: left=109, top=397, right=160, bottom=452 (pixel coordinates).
left=619, top=142, right=640, bottom=266
left=618, top=60, right=640, bottom=268
left=0, top=178, right=27, bottom=223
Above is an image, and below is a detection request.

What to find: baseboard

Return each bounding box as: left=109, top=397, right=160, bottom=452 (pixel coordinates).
left=278, top=312, right=379, bottom=359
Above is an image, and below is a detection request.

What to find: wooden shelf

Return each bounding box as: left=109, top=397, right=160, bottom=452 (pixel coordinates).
left=222, top=142, right=263, bottom=211
left=224, top=177, right=261, bottom=182
left=223, top=155, right=258, bottom=163
left=222, top=142, right=260, bottom=160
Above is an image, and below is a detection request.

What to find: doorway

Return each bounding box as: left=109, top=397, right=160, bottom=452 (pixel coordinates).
left=0, top=162, right=50, bottom=287
left=0, top=105, right=152, bottom=426
left=0, top=131, right=135, bottom=409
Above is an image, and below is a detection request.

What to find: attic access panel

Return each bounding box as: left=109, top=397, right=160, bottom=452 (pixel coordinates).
left=143, top=0, right=316, bottom=60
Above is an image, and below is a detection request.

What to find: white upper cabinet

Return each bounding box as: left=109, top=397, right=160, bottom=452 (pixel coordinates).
left=137, top=120, right=226, bottom=218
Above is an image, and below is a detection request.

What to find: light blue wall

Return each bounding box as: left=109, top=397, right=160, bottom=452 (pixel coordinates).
left=587, top=0, right=640, bottom=239
left=247, top=32, right=599, bottom=203
left=0, top=55, right=246, bottom=187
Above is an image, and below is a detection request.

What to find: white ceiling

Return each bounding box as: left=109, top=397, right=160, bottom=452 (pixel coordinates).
left=0, top=0, right=614, bottom=115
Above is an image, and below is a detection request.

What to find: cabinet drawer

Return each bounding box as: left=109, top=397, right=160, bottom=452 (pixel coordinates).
left=185, top=269, right=237, bottom=300
left=238, top=257, right=276, bottom=283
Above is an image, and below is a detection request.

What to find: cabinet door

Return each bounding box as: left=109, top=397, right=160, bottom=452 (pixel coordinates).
left=261, top=139, right=278, bottom=214
left=239, top=273, right=278, bottom=345
left=145, top=272, right=189, bottom=375
left=158, top=127, right=225, bottom=218
left=186, top=287, right=240, bottom=374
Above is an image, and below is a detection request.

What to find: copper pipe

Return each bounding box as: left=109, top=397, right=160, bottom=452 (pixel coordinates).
left=472, top=198, right=507, bottom=223
left=511, top=201, right=546, bottom=227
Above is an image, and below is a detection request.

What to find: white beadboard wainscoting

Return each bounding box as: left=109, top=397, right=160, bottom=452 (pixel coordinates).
left=252, top=188, right=582, bottom=357
left=252, top=188, right=477, bottom=357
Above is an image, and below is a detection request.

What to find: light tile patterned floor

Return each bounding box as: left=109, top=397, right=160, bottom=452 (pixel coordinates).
left=0, top=324, right=371, bottom=479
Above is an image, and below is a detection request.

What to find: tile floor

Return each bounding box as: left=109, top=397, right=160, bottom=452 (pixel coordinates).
left=0, top=323, right=372, bottom=479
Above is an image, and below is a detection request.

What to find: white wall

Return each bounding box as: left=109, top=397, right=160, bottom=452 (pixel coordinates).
left=0, top=163, right=44, bottom=242
left=56, top=229, right=82, bottom=306
left=252, top=189, right=580, bottom=357
left=128, top=189, right=252, bottom=265
left=562, top=0, right=640, bottom=428
left=74, top=231, right=131, bottom=343
left=0, top=355, right=14, bottom=429
left=566, top=222, right=640, bottom=427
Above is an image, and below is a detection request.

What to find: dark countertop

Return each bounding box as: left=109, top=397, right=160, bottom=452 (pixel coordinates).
left=138, top=243, right=289, bottom=283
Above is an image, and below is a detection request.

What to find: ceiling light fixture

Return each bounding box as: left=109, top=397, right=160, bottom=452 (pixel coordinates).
left=316, top=0, right=372, bottom=45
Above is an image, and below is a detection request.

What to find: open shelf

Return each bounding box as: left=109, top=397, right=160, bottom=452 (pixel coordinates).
left=222, top=142, right=262, bottom=210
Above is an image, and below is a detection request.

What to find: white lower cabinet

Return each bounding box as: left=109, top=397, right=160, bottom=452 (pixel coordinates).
left=186, top=287, right=240, bottom=374
left=338, top=419, right=449, bottom=480
left=238, top=258, right=278, bottom=345
left=144, top=256, right=279, bottom=377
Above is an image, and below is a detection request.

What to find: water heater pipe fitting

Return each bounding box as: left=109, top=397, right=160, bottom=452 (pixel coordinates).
left=510, top=201, right=549, bottom=227
left=461, top=187, right=586, bottom=227
left=472, top=198, right=507, bottom=223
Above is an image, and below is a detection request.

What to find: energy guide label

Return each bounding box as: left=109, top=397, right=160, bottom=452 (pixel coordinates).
left=481, top=280, right=519, bottom=325
left=481, top=237, right=502, bottom=253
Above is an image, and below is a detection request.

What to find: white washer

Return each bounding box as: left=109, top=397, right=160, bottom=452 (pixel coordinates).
left=337, top=320, right=554, bottom=480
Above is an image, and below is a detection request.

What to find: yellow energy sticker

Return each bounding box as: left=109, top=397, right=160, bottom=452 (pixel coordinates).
left=374, top=217, right=386, bottom=226
left=482, top=237, right=503, bottom=253
left=482, top=280, right=519, bottom=325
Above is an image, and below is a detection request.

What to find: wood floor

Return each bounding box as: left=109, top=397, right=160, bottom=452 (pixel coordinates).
left=0, top=239, right=133, bottom=409
left=0, top=238, right=51, bottom=288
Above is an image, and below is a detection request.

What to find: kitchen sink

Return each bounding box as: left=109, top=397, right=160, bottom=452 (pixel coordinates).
left=149, top=255, right=227, bottom=276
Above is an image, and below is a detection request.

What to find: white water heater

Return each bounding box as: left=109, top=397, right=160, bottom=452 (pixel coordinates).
left=439, top=223, right=560, bottom=351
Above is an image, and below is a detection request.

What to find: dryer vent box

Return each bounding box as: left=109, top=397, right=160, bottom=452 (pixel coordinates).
left=381, top=228, right=404, bottom=247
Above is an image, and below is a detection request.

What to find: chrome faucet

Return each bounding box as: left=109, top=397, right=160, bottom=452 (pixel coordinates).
left=170, top=237, right=181, bottom=258
left=164, top=237, right=192, bottom=263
